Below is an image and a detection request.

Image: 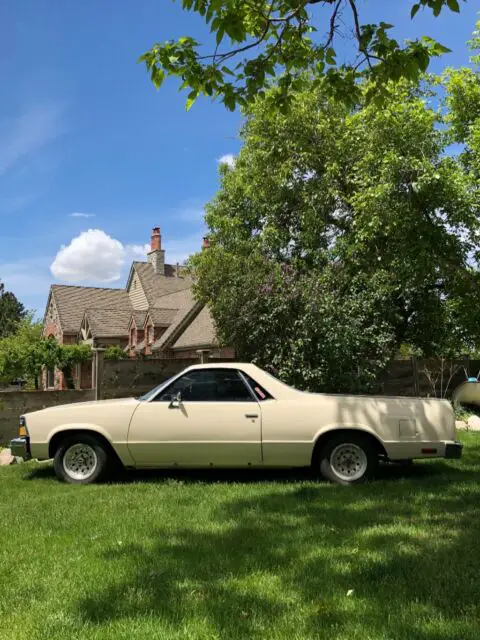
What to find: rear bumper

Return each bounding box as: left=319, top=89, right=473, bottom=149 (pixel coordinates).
left=445, top=441, right=463, bottom=459
left=9, top=437, right=31, bottom=461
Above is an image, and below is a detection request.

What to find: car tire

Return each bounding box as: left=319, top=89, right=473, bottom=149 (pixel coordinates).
left=318, top=433, right=378, bottom=485
left=53, top=434, right=110, bottom=485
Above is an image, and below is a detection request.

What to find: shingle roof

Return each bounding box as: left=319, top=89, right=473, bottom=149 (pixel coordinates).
left=147, top=308, right=178, bottom=327
left=153, top=288, right=194, bottom=310
left=132, top=311, right=147, bottom=327
left=172, top=305, right=218, bottom=349
left=52, top=285, right=131, bottom=334
left=132, top=262, right=192, bottom=306
left=84, top=308, right=133, bottom=338
left=152, top=291, right=199, bottom=351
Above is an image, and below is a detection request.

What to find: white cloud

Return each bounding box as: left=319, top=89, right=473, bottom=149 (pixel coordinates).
left=217, top=153, right=235, bottom=168
left=0, top=104, right=64, bottom=174
left=50, top=229, right=125, bottom=283
left=70, top=212, right=96, bottom=218
left=125, top=243, right=150, bottom=261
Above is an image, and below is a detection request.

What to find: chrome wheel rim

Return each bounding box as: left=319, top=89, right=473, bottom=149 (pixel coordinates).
left=63, top=444, right=98, bottom=481
left=330, top=443, right=367, bottom=482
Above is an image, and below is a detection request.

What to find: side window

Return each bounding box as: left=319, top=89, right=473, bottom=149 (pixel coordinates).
left=242, top=373, right=274, bottom=401
left=154, top=369, right=254, bottom=402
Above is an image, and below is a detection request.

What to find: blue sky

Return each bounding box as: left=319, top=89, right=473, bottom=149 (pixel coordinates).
left=0, top=0, right=478, bottom=315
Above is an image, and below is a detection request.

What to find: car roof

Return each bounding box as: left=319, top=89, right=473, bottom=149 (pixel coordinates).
left=186, top=362, right=253, bottom=370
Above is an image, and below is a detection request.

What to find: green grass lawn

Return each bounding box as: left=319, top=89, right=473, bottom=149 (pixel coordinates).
left=1, top=434, right=480, bottom=640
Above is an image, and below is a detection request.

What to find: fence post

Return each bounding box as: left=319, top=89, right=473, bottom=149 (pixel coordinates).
left=196, top=349, right=211, bottom=364
left=411, top=356, right=420, bottom=397
left=93, top=348, right=106, bottom=400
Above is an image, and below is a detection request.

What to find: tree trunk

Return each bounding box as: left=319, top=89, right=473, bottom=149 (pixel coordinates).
left=62, top=366, right=75, bottom=390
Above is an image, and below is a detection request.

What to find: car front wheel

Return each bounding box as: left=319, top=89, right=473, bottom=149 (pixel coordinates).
left=318, top=433, right=378, bottom=485
left=53, top=434, right=109, bottom=484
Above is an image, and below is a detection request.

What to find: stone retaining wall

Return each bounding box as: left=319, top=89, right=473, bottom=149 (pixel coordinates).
left=0, top=390, right=94, bottom=444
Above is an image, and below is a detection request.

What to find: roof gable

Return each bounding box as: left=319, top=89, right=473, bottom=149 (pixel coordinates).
left=50, top=285, right=131, bottom=334
left=130, top=262, right=192, bottom=307
left=146, top=308, right=178, bottom=327
left=83, top=307, right=133, bottom=338
left=128, top=310, right=148, bottom=330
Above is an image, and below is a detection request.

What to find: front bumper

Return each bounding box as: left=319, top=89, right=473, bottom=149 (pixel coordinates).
left=9, top=437, right=31, bottom=461
left=445, top=441, right=463, bottom=459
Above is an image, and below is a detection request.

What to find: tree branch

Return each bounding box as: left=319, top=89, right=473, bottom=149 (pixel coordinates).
left=347, top=0, right=373, bottom=70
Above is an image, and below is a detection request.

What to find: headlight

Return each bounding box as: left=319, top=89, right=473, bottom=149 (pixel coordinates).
left=18, top=416, right=28, bottom=438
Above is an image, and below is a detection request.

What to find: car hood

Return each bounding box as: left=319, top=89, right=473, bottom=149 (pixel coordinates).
left=25, top=396, right=140, bottom=417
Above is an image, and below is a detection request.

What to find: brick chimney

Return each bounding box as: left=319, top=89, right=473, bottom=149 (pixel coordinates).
left=147, top=226, right=165, bottom=275
left=202, top=236, right=210, bottom=250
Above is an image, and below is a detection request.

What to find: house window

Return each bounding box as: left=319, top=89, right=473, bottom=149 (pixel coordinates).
left=47, top=369, right=55, bottom=388
left=130, top=327, right=137, bottom=347
left=148, top=325, right=154, bottom=344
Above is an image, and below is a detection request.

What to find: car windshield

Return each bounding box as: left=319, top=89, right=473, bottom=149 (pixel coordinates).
left=137, top=376, right=175, bottom=401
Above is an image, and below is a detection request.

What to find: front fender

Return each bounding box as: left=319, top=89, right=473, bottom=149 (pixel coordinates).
left=32, top=423, right=135, bottom=467
left=46, top=422, right=115, bottom=447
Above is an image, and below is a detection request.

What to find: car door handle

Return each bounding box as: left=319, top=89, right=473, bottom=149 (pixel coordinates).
left=245, top=414, right=258, bottom=419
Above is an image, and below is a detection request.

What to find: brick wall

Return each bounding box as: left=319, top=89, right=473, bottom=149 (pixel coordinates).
left=0, top=389, right=95, bottom=444
left=3, top=357, right=473, bottom=445
left=101, top=358, right=198, bottom=399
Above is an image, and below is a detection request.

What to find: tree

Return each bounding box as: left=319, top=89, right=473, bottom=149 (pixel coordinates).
left=0, top=317, right=48, bottom=389
left=104, top=345, right=128, bottom=360
left=190, top=76, right=479, bottom=391
left=140, top=0, right=462, bottom=112
left=58, top=344, right=93, bottom=390
left=0, top=323, right=92, bottom=390
left=0, top=280, right=26, bottom=339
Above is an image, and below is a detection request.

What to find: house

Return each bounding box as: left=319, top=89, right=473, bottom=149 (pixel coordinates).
left=42, top=227, right=234, bottom=389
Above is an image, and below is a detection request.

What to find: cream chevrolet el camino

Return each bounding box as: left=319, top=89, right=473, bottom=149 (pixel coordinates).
left=10, top=362, right=462, bottom=485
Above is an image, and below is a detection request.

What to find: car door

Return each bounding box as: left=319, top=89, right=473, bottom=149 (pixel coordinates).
left=127, top=368, right=262, bottom=467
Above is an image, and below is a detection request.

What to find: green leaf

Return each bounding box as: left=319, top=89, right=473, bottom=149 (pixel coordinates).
left=185, top=90, right=198, bottom=111
left=224, top=94, right=236, bottom=111
left=326, top=47, right=336, bottom=65
left=433, top=42, right=452, bottom=55
left=151, top=67, right=165, bottom=89
left=447, top=0, right=460, bottom=12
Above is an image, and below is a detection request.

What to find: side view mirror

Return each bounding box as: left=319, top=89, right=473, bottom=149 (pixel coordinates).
left=168, top=391, right=182, bottom=409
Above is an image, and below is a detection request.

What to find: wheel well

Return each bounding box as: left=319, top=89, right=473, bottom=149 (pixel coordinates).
left=311, top=428, right=387, bottom=466
left=48, top=429, right=122, bottom=465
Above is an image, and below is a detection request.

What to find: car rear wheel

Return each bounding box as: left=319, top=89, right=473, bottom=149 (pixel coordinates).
left=318, top=433, right=378, bottom=485
left=53, top=434, right=109, bottom=484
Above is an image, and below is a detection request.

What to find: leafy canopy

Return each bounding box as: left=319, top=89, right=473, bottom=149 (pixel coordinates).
left=0, top=280, right=26, bottom=339
left=0, top=321, right=92, bottom=390
left=140, top=0, right=464, bottom=112
left=191, top=74, right=480, bottom=391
